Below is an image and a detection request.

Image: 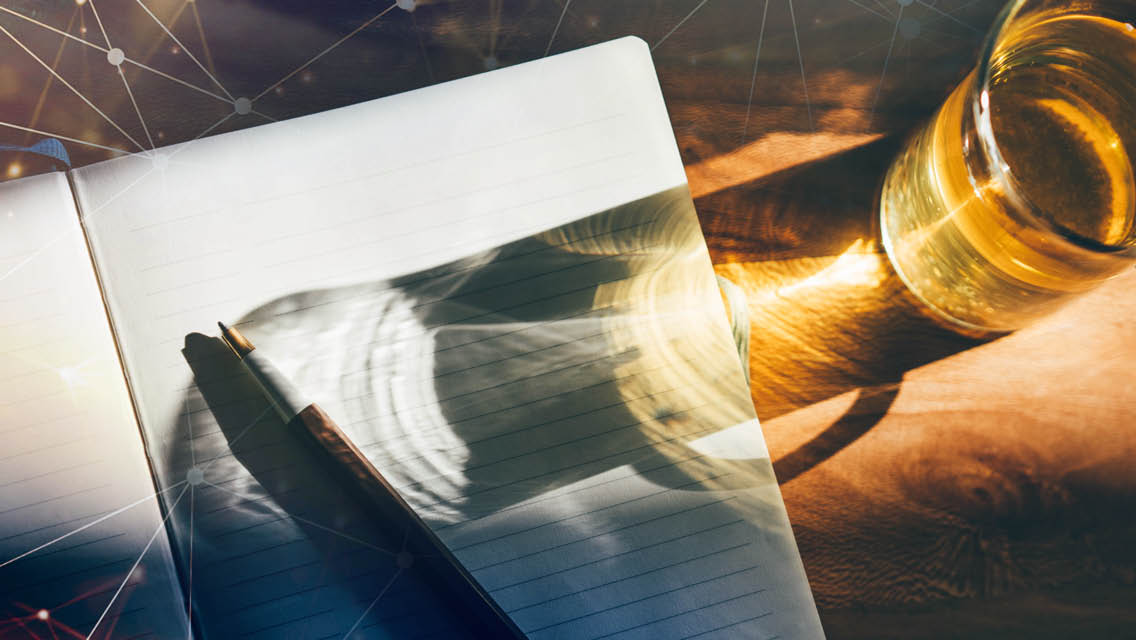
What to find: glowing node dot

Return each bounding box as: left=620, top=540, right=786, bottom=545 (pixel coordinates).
left=274, top=86, right=285, bottom=96
left=75, top=0, right=87, bottom=5
left=234, top=97, right=252, bottom=115
left=107, top=48, right=125, bottom=66
left=397, top=0, right=415, bottom=11
left=187, top=467, right=204, bottom=486
left=396, top=551, right=414, bottom=569
left=6, top=163, right=21, bottom=179
left=36, top=609, right=49, bottom=621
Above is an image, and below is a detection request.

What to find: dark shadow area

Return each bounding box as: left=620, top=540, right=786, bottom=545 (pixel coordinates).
left=178, top=334, right=476, bottom=640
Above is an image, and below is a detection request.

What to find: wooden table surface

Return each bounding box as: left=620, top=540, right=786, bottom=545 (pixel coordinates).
left=2, top=1, right=1133, bottom=636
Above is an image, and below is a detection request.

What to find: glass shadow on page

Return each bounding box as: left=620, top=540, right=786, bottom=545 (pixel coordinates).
left=173, top=186, right=788, bottom=638
left=220, top=186, right=774, bottom=524
left=696, top=137, right=993, bottom=483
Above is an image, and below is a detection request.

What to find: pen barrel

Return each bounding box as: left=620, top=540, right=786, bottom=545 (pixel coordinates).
left=287, top=404, right=527, bottom=640
left=241, top=349, right=310, bottom=423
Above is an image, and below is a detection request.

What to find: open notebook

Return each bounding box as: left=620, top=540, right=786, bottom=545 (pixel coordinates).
left=0, top=37, right=824, bottom=639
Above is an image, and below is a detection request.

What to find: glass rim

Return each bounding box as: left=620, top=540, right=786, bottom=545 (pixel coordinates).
left=972, top=0, right=1136, bottom=255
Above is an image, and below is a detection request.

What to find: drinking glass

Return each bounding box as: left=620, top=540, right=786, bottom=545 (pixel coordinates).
left=879, top=0, right=1136, bottom=333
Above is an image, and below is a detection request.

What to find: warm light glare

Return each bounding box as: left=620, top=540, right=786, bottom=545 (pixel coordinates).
left=776, top=239, right=886, bottom=296
left=6, top=163, right=21, bottom=179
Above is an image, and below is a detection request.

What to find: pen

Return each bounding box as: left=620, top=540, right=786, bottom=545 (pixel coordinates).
left=217, top=321, right=527, bottom=639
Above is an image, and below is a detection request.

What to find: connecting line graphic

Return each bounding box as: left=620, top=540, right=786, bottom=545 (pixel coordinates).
left=170, top=111, right=236, bottom=154
left=651, top=0, right=710, bottom=52
left=0, top=22, right=146, bottom=153
left=0, top=482, right=187, bottom=571
left=201, top=480, right=397, bottom=556
left=0, top=121, right=130, bottom=156
left=186, top=485, right=195, bottom=640
left=84, top=484, right=192, bottom=640
left=0, top=5, right=232, bottom=105
left=868, top=4, right=904, bottom=130
left=23, top=6, right=79, bottom=145
left=916, top=0, right=980, bottom=33
left=846, top=0, right=893, bottom=22
left=187, top=0, right=218, bottom=76
left=341, top=568, right=404, bottom=640
left=787, top=0, right=813, bottom=132
left=544, top=0, right=571, bottom=57
left=252, top=1, right=398, bottom=102
left=87, top=0, right=157, bottom=151
left=741, top=0, right=770, bottom=142
left=131, top=0, right=234, bottom=101
left=182, top=397, right=195, bottom=640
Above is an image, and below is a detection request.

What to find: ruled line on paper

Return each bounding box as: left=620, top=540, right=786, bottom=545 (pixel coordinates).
left=435, top=451, right=720, bottom=535
left=0, top=459, right=101, bottom=489
left=136, top=149, right=633, bottom=281
left=123, top=112, right=627, bottom=236
left=478, top=501, right=741, bottom=580
left=138, top=170, right=646, bottom=328
left=680, top=612, right=777, bottom=640
left=526, top=569, right=766, bottom=635
left=506, top=541, right=753, bottom=614
left=448, top=461, right=728, bottom=554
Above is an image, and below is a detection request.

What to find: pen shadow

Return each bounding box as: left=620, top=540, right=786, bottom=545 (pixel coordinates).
left=696, top=136, right=994, bottom=483
left=177, top=335, right=476, bottom=639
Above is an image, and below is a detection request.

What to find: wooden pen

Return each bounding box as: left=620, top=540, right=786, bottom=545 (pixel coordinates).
left=217, top=321, right=526, bottom=639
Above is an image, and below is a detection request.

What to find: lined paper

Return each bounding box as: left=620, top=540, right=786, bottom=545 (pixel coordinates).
left=0, top=172, right=188, bottom=638
left=74, top=37, right=824, bottom=639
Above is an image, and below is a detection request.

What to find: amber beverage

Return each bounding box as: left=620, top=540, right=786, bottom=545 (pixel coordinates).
left=880, top=0, right=1136, bottom=333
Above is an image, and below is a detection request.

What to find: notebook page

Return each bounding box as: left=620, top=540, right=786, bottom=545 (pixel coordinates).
left=0, top=172, right=188, bottom=638
left=74, top=37, right=823, bottom=639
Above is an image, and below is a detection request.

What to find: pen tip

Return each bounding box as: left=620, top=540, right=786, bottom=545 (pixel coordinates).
left=217, top=321, right=255, bottom=358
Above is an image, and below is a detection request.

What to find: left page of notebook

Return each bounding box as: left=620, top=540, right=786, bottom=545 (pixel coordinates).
left=0, top=172, right=188, bottom=638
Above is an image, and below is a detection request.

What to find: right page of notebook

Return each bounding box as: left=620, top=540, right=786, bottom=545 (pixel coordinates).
left=74, top=37, right=824, bottom=640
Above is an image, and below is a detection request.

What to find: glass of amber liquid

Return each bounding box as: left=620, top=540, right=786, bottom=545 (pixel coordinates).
left=880, top=0, right=1136, bottom=333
